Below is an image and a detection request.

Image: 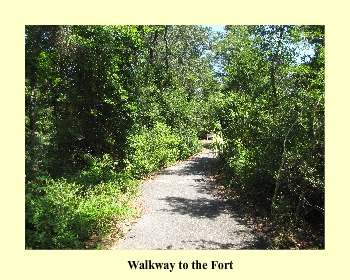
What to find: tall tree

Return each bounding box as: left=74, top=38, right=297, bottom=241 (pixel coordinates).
left=214, top=25, right=324, bottom=245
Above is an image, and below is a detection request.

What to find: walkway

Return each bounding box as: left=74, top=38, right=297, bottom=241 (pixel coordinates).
left=113, top=146, right=266, bottom=250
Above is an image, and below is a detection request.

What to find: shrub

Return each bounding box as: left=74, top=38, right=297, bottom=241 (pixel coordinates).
left=25, top=155, right=138, bottom=249
left=125, top=122, right=181, bottom=178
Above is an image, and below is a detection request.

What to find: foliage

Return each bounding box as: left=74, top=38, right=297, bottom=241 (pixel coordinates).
left=214, top=25, right=324, bottom=248
left=25, top=155, right=138, bottom=249
left=126, top=122, right=180, bottom=178
left=25, top=25, right=214, bottom=249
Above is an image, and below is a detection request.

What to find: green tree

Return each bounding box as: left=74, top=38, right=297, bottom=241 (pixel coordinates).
left=214, top=25, right=324, bottom=248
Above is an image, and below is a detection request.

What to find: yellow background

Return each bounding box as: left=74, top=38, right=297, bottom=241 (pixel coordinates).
left=1, top=1, right=348, bottom=279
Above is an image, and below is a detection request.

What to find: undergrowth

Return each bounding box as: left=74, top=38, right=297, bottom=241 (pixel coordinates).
left=211, top=157, right=324, bottom=250
left=25, top=124, right=202, bottom=249
left=25, top=154, right=140, bottom=249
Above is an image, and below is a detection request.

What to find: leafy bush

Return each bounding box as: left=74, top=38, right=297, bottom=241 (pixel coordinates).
left=125, top=122, right=180, bottom=178
left=25, top=155, right=138, bottom=249
left=176, top=128, right=202, bottom=160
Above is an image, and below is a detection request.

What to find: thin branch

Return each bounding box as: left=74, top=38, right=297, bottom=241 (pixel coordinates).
left=271, top=118, right=298, bottom=216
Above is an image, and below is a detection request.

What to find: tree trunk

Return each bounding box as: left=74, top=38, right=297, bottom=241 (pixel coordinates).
left=29, top=86, right=37, bottom=150
left=295, top=188, right=306, bottom=218
left=149, top=29, right=159, bottom=65
left=164, top=25, right=169, bottom=71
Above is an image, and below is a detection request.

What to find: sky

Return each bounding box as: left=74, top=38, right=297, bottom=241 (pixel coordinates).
left=202, top=25, right=225, bottom=32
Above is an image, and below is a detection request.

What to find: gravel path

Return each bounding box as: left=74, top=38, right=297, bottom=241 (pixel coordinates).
left=113, top=146, right=267, bottom=250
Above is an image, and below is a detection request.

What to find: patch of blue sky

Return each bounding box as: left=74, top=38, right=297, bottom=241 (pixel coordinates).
left=201, top=25, right=226, bottom=33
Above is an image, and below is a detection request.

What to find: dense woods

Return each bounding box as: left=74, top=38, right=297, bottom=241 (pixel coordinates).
left=25, top=25, right=324, bottom=249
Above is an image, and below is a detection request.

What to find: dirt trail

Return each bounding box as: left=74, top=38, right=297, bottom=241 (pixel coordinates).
left=112, top=144, right=267, bottom=250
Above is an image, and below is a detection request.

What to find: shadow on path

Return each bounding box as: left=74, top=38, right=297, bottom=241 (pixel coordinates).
left=159, top=195, right=269, bottom=249
left=159, top=237, right=268, bottom=250
left=162, top=152, right=216, bottom=177
left=160, top=196, right=228, bottom=219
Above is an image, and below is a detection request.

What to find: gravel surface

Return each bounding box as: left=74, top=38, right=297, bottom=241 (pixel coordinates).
left=113, top=146, right=267, bottom=250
